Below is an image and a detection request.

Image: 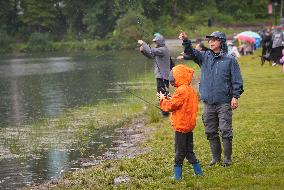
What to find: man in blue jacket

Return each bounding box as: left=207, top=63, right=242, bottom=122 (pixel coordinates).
left=179, top=31, right=244, bottom=167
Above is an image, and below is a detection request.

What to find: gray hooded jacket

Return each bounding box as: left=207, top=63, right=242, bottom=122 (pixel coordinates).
left=272, top=27, right=284, bottom=48
left=141, top=35, right=170, bottom=80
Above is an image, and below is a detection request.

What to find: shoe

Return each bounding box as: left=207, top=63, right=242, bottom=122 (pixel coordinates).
left=192, top=161, right=203, bottom=176
left=261, top=56, right=265, bottom=66
left=222, top=138, right=232, bottom=167
left=173, top=165, right=182, bottom=180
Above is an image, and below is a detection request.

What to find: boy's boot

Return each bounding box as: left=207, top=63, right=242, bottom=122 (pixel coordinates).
left=192, top=161, right=203, bottom=176
left=173, top=164, right=182, bottom=180
left=222, top=138, right=232, bottom=167
left=209, top=138, right=222, bottom=166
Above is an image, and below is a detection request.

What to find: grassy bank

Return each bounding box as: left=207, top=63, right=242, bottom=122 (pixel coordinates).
left=48, top=50, right=284, bottom=190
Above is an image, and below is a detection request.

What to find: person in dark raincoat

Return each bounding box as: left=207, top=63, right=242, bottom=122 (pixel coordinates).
left=179, top=31, right=244, bottom=167
left=260, top=28, right=273, bottom=65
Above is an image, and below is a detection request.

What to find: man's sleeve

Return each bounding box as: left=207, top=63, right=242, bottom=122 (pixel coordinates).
left=231, top=59, right=244, bottom=98
left=141, top=43, right=154, bottom=59
left=182, top=39, right=204, bottom=67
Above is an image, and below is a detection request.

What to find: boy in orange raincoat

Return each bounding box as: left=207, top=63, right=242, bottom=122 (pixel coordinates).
left=158, top=64, right=203, bottom=180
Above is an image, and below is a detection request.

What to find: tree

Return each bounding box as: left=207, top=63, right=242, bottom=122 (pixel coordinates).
left=111, top=10, right=153, bottom=49
left=0, top=0, right=21, bottom=35
left=215, top=0, right=270, bottom=20
left=60, top=0, right=91, bottom=39
left=20, top=0, right=58, bottom=33
left=83, top=0, right=123, bottom=38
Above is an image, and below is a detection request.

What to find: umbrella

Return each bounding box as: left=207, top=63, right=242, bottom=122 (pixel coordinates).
left=234, top=35, right=256, bottom=43
left=238, top=31, right=261, bottom=39
left=236, top=31, right=261, bottom=48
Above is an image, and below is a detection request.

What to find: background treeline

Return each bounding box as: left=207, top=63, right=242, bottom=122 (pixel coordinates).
left=0, top=0, right=278, bottom=52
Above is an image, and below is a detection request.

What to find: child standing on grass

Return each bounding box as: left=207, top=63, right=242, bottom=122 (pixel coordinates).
left=158, top=64, right=203, bottom=180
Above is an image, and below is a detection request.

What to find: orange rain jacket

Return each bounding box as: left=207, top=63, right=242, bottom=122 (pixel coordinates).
left=160, top=64, right=198, bottom=133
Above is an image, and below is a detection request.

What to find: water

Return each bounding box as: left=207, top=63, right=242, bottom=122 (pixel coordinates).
left=0, top=51, right=150, bottom=126
left=0, top=50, right=153, bottom=189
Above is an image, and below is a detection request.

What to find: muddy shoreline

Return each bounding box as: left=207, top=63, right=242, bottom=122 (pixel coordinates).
left=27, top=116, right=154, bottom=189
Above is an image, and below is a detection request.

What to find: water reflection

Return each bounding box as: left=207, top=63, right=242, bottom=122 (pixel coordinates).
left=0, top=59, right=74, bottom=77
left=0, top=51, right=150, bottom=127
left=0, top=120, right=126, bottom=189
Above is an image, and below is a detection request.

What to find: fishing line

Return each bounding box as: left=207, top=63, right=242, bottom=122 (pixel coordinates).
left=106, top=0, right=167, bottom=110
left=130, top=0, right=169, bottom=94
left=116, top=83, right=161, bottom=110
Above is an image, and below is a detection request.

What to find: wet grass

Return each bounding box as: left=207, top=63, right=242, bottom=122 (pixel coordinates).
left=51, top=50, right=284, bottom=190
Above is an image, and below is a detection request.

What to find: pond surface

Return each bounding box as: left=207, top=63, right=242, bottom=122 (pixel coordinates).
left=0, top=50, right=153, bottom=189
left=0, top=51, right=151, bottom=127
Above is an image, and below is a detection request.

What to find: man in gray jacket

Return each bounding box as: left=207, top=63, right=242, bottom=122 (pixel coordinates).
left=138, top=34, right=171, bottom=116
left=270, top=26, right=284, bottom=65
left=179, top=31, right=244, bottom=167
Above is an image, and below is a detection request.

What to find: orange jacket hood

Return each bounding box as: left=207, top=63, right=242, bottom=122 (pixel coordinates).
left=172, top=64, right=194, bottom=87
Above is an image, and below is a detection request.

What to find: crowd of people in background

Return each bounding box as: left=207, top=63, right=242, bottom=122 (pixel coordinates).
left=259, top=26, right=284, bottom=67
left=177, top=26, right=284, bottom=70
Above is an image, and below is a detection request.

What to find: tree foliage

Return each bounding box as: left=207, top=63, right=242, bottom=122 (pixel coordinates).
left=0, top=0, right=275, bottom=48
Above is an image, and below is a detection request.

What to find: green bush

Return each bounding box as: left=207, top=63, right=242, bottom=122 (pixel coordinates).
left=52, top=39, right=112, bottom=51
left=27, top=32, right=53, bottom=52
left=0, top=31, right=14, bottom=53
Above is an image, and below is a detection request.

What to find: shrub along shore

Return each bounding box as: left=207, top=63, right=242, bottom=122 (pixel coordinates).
left=33, top=50, right=284, bottom=190
left=1, top=26, right=246, bottom=53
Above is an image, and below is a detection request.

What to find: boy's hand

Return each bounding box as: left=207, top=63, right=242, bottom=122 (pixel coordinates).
left=156, top=91, right=165, bottom=100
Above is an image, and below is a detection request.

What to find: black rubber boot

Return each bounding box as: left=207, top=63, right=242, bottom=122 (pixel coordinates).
left=209, top=138, right=222, bottom=166
left=222, top=138, right=232, bottom=167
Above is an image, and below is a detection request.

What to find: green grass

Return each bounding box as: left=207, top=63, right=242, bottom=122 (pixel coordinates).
left=49, top=50, right=284, bottom=189
left=0, top=98, right=148, bottom=157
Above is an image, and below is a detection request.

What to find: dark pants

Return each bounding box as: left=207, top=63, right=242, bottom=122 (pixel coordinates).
left=270, top=46, right=284, bottom=64
left=202, top=103, right=233, bottom=140
left=175, top=131, right=198, bottom=166
left=156, top=78, right=169, bottom=95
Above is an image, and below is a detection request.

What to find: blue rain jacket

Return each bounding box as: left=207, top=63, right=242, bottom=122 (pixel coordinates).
left=182, top=39, right=244, bottom=104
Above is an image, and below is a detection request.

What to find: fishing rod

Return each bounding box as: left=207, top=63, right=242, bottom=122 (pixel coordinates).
left=111, top=0, right=168, bottom=110
left=130, top=1, right=170, bottom=94
left=116, top=83, right=161, bottom=110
